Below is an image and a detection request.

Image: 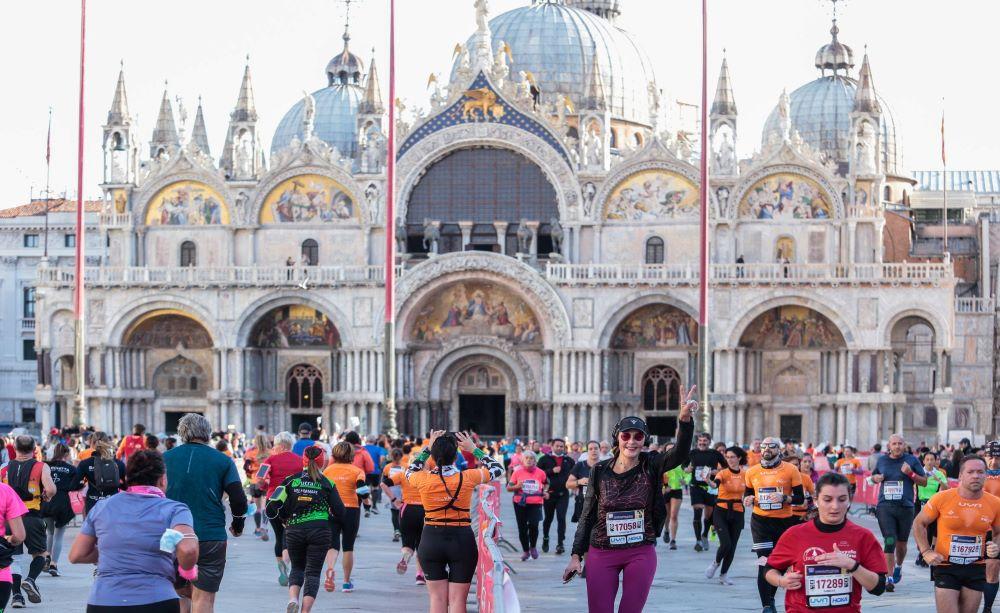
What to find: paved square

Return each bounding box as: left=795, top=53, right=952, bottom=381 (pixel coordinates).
left=38, top=498, right=937, bottom=611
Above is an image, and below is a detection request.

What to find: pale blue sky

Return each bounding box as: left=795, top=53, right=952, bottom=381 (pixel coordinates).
left=2, top=0, right=996, bottom=207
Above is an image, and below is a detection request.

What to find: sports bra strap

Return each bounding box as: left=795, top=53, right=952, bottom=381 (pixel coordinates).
left=425, top=471, right=468, bottom=514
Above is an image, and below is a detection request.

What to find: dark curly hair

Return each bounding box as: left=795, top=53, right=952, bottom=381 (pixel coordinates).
left=125, top=450, right=166, bottom=487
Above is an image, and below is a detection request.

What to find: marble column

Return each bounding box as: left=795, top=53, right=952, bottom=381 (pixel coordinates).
left=723, top=403, right=736, bottom=444
left=493, top=222, right=508, bottom=254
left=845, top=403, right=858, bottom=446
left=458, top=221, right=473, bottom=251
left=735, top=403, right=747, bottom=443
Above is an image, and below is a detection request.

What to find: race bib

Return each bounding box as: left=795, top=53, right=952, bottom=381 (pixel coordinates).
left=758, top=486, right=784, bottom=511
left=805, top=565, right=852, bottom=608
left=606, top=510, right=645, bottom=546
left=882, top=481, right=904, bottom=501
left=521, top=480, right=541, bottom=495
left=948, top=535, right=983, bottom=564
left=695, top=466, right=712, bottom=482
left=839, top=464, right=853, bottom=475
left=389, top=466, right=404, bottom=476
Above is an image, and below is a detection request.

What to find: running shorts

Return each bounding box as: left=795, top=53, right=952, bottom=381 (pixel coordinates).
left=192, top=540, right=227, bottom=593
left=400, top=504, right=425, bottom=551
left=417, top=525, right=478, bottom=583
left=331, top=507, right=361, bottom=552
left=932, top=564, right=987, bottom=592
left=666, top=489, right=683, bottom=501
left=875, top=503, right=914, bottom=552
left=690, top=486, right=716, bottom=507
left=750, top=514, right=794, bottom=557
left=22, top=513, right=46, bottom=556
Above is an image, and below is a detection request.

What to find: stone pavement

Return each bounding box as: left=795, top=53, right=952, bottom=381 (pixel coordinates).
left=36, top=498, right=938, bottom=612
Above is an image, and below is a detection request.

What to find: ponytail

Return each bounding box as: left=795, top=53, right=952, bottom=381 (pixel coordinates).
left=303, top=446, right=324, bottom=481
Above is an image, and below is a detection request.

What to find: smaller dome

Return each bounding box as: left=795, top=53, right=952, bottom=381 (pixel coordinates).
left=271, top=85, right=363, bottom=157
left=814, top=21, right=854, bottom=75
left=326, top=33, right=364, bottom=86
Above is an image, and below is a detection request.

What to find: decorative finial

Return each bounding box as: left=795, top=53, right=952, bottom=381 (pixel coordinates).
left=245, top=53, right=250, bottom=64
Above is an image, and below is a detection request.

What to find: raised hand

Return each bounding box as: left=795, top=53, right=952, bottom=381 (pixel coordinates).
left=677, top=384, right=698, bottom=422
left=455, top=431, right=476, bottom=452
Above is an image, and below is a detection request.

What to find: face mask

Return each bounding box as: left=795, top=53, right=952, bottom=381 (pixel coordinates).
left=160, top=528, right=196, bottom=553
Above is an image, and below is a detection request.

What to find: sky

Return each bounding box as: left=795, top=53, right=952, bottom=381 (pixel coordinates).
left=2, top=0, right=998, bottom=208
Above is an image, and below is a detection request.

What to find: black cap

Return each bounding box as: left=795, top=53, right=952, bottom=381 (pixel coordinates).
left=988, top=441, right=1000, bottom=458
left=297, top=422, right=313, bottom=434
left=615, top=416, right=649, bottom=436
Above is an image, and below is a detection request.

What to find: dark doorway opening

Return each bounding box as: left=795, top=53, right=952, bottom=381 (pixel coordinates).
left=291, top=413, right=319, bottom=433
left=459, top=395, right=505, bottom=437
left=646, top=415, right=678, bottom=441
left=779, top=415, right=803, bottom=442
left=165, top=411, right=203, bottom=435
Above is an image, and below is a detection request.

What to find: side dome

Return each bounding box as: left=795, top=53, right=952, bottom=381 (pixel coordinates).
left=271, top=85, right=362, bottom=157
left=453, top=1, right=656, bottom=125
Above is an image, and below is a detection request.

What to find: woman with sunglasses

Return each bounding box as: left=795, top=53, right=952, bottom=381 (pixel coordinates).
left=564, top=385, right=696, bottom=613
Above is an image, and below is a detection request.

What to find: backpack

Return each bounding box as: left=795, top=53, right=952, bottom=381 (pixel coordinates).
left=92, top=457, right=120, bottom=491
left=4, top=460, right=42, bottom=503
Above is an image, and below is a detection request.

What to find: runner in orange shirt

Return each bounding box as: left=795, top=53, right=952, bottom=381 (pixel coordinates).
left=380, top=447, right=428, bottom=585
left=322, top=442, right=371, bottom=593
left=706, top=445, right=748, bottom=586
left=834, top=446, right=863, bottom=497
left=983, top=442, right=1000, bottom=611
left=744, top=437, right=805, bottom=612
left=914, top=454, right=1000, bottom=613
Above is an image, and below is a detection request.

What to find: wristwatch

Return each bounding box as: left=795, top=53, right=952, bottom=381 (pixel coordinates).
left=848, top=560, right=861, bottom=573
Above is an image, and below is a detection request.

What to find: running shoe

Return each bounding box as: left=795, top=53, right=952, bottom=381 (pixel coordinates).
left=365, top=510, right=371, bottom=518
left=705, top=562, right=719, bottom=579
left=47, top=565, right=61, bottom=577
left=702, top=538, right=711, bottom=552
left=21, top=579, right=41, bottom=604
left=556, top=543, right=565, bottom=555
left=761, top=606, right=776, bottom=613
left=415, top=573, right=426, bottom=586
left=397, top=557, right=409, bottom=575
left=542, top=537, right=550, bottom=553
left=669, top=540, right=677, bottom=550
left=372, top=506, right=379, bottom=515
left=694, top=541, right=704, bottom=552
left=260, top=530, right=269, bottom=542
left=342, top=582, right=355, bottom=593
left=662, top=531, right=670, bottom=544
left=520, top=551, right=530, bottom=561
left=10, top=594, right=24, bottom=609
left=892, top=565, right=902, bottom=584
left=885, top=577, right=895, bottom=592
left=393, top=531, right=401, bottom=543
left=325, top=568, right=336, bottom=592
left=278, top=560, right=289, bottom=586
left=286, top=602, right=300, bottom=613
left=719, top=574, right=734, bottom=586
left=530, top=548, right=539, bottom=560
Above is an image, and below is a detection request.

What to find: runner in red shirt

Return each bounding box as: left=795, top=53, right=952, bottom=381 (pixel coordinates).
left=259, top=432, right=306, bottom=587
left=115, top=424, right=147, bottom=463
left=765, top=472, right=887, bottom=613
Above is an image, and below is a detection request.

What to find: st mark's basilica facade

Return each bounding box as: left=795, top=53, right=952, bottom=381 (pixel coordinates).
left=32, top=0, right=986, bottom=448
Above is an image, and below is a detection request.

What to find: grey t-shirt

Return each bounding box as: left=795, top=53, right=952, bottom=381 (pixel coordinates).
left=82, top=492, right=193, bottom=607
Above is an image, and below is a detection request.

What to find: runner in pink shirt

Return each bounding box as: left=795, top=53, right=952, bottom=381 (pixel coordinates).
left=0, top=481, right=28, bottom=609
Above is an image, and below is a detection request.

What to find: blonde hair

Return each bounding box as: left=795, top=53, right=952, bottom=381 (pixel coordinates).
left=92, top=432, right=114, bottom=461
left=331, top=441, right=353, bottom=464
left=253, top=434, right=271, bottom=461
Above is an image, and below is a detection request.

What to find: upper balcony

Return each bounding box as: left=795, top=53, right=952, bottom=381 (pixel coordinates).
left=37, top=265, right=401, bottom=289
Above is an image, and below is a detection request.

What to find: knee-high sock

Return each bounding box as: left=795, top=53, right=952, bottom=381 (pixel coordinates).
left=254, top=511, right=262, bottom=529
left=702, top=514, right=712, bottom=539
left=28, top=556, right=45, bottom=581
left=985, top=581, right=999, bottom=609
left=692, top=507, right=703, bottom=540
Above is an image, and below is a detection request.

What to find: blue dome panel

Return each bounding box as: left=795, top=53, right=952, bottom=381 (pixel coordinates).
left=271, top=85, right=363, bottom=157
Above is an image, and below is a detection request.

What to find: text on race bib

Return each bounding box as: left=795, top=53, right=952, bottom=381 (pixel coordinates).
left=694, top=466, right=712, bottom=482
left=839, top=464, right=853, bottom=475
left=521, top=480, right=541, bottom=495
left=758, top=487, right=784, bottom=511
left=606, top=510, right=645, bottom=546
left=948, top=535, right=983, bottom=565
left=805, top=565, right=852, bottom=608
left=882, top=481, right=904, bottom=500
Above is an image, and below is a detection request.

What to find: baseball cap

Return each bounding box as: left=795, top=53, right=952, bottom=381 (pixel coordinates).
left=615, top=416, right=649, bottom=436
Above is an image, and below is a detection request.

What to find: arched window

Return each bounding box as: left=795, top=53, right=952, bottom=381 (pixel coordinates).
left=641, top=366, right=680, bottom=412
left=884, top=185, right=892, bottom=202
left=633, top=132, right=644, bottom=148
left=180, top=241, right=197, bottom=267
left=287, top=364, right=323, bottom=409
left=609, top=129, right=618, bottom=149
left=301, top=239, right=318, bottom=265
left=645, top=236, right=665, bottom=264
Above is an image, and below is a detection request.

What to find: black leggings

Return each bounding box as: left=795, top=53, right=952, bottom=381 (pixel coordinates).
left=0, top=582, right=9, bottom=612
left=331, top=507, right=361, bottom=552
left=400, top=504, right=426, bottom=550
left=272, top=519, right=286, bottom=558
left=542, top=494, right=569, bottom=544
left=286, top=524, right=330, bottom=599
left=513, top=504, right=542, bottom=552
left=713, top=507, right=744, bottom=574
left=417, top=525, right=478, bottom=583
left=391, top=507, right=400, bottom=532
left=87, top=599, right=180, bottom=612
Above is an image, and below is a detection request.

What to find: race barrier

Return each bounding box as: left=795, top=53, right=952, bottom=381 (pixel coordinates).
left=476, top=482, right=520, bottom=613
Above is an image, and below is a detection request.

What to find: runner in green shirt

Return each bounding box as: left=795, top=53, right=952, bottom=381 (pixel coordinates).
left=915, top=450, right=949, bottom=568
left=662, top=454, right=687, bottom=549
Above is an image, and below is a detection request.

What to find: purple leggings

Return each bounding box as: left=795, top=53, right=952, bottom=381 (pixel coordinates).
left=584, top=544, right=657, bottom=613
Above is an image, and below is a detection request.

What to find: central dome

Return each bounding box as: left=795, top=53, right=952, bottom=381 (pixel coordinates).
left=453, top=1, right=656, bottom=125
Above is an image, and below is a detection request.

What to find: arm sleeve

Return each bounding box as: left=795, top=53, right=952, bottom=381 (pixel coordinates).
left=474, top=448, right=504, bottom=481
left=571, top=463, right=601, bottom=557
left=789, top=484, right=805, bottom=506
left=912, top=458, right=927, bottom=477
left=405, top=449, right=430, bottom=481
left=225, top=480, right=249, bottom=519
left=862, top=530, right=889, bottom=595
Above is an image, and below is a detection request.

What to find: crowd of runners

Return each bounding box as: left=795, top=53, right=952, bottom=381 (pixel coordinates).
left=0, top=400, right=998, bottom=612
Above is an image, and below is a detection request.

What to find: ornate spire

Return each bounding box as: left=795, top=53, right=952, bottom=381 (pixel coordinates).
left=583, top=52, right=607, bottom=110
left=191, top=96, right=211, bottom=156
left=359, top=53, right=384, bottom=115
left=470, top=0, right=494, bottom=71
left=150, top=83, right=179, bottom=155
left=711, top=54, right=737, bottom=117
left=233, top=56, right=258, bottom=122
left=327, top=0, right=365, bottom=85
left=107, top=61, right=130, bottom=125
left=853, top=50, right=881, bottom=114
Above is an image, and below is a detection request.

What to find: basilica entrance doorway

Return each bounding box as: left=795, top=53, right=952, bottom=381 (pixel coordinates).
left=459, top=394, right=505, bottom=437
left=780, top=414, right=803, bottom=442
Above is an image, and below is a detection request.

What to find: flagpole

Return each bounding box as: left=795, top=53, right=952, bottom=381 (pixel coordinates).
left=44, top=107, right=52, bottom=260
left=73, top=0, right=87, bottom=427
left=697, top=0, right=711, bottom=432
left=382, top=0, right=398, bottom=438
left=941, top=104, right=948, bottom=256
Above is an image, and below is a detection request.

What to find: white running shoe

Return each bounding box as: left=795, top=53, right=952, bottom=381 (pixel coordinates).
left=719, top=574, right=735, bottom=586
left=705, top=562, right=719, bottom=579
